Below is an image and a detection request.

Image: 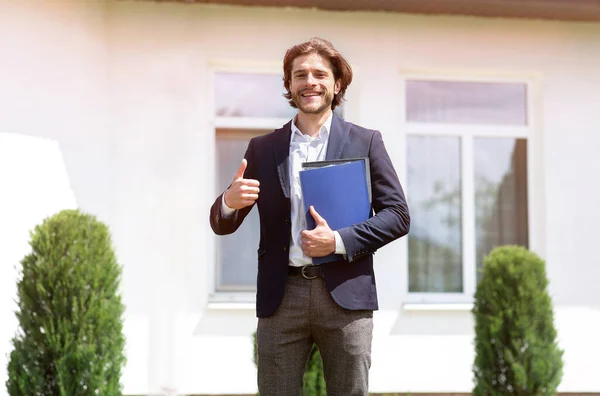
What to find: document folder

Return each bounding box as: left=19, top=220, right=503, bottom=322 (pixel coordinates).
left=299, top=158, right=372, bottom=265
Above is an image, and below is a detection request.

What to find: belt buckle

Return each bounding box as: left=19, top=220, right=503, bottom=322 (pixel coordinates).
left=301, top=265, right=318, bottom=280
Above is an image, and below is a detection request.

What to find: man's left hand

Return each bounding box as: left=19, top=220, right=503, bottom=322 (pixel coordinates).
left=300, top=206, right=335, bottom=257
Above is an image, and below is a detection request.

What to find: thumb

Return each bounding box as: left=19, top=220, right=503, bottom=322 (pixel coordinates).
left=233, top=159, right=247, bottom=180
left=309, top=205, right=326, bottom=226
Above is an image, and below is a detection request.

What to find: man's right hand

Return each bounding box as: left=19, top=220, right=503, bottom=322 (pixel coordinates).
left=223, top=159, right=260, bottom=210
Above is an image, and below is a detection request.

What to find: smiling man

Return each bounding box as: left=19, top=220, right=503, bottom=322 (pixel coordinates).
left=209, top=37, right=410, bottom=396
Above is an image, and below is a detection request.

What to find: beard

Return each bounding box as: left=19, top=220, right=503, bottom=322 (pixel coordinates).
left=292, top=89, right=334, bottom=114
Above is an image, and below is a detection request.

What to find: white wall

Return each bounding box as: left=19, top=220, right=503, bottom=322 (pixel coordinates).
left=0, top=0, right=113, bottom=393
left=1, top=0, right=600, bottom=394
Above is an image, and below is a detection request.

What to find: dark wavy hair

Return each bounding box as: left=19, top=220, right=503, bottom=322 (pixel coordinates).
left=283, top=37, right=353, bottom=110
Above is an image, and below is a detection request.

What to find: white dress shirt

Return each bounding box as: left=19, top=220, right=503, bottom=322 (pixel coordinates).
left=221, top=111, right=347, bottom=267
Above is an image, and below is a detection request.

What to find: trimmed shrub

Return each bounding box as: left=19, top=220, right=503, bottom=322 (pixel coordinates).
left=6, top=209, right=126, bottom=395
left=301, top=345, right=326, bottom=396
left=472, top=245, right=563, bottom=395
left=253, top=331, right=326, bottom=396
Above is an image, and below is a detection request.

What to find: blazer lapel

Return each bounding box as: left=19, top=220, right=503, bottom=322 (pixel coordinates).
left=274, top=121, right=292, bottom=199
left=325, top=113, right=350, bottom=160
left=274, top=113, right=348, bottom=199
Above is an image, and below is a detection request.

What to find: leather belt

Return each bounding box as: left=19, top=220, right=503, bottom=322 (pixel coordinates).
left=289, top=265, right=322, bottom=280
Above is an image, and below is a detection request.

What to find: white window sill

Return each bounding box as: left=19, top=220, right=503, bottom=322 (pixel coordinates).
left=402, top=302, right=474, bottom=311
left=207, top=292, right=256, bottom=310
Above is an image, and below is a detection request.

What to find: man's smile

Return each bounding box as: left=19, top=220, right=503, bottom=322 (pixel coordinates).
left=301, top=91, right=322, bottom=98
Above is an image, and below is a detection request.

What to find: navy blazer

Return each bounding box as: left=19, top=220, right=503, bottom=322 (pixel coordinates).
left=210, top=113, right=410, bottom=318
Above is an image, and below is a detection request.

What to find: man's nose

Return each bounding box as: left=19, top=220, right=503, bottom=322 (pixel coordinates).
left=306, top=73, right=317, bottom=86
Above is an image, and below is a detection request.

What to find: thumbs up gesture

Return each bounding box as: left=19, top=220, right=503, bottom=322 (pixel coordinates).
left=300, top=206, right=335, bottom=257
left=224, top=159, right=260, bottom=210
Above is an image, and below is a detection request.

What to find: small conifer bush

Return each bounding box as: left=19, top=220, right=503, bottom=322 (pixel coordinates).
left=6, top=209, right=126, bottom=395
left=472, top=245, right=563, bottom=395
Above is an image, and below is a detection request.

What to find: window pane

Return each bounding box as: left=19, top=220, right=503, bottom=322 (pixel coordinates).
left=407, top=136, right=463, bottom=293
left=406, top=80, right=527, bottom=125
left=214, top=73, right=296, bottom=119
left=215, top=130, right=265, bottom=290
left=475, top=138, right=528, bottom=280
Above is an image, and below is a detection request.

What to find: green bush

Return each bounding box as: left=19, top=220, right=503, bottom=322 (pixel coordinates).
left=6, top=209, right=126, bottom=396
left=253, top=331, right=326, bottom=396
left=472, top=245, right=563, bottom=395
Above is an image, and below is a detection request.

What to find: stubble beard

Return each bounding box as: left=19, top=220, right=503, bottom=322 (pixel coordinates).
left=292, top=90, right=334, bottom=115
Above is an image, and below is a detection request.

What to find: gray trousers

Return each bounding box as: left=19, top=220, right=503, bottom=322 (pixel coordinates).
left=256, top=274, right=373, bottom=396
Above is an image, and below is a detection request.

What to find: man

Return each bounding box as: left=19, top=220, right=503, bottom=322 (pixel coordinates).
left=209, top=37, right=410, bottom=396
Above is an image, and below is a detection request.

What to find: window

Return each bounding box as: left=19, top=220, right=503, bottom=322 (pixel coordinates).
left=213, top=70, right=290, bottom=292
left=405, top=77, right=531, bottom=300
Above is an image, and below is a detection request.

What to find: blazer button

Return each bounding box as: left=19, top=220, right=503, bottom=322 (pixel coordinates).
left=283, top=246, right=288, bottom=252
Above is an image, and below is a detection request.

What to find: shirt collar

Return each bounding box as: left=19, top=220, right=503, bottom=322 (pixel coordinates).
left=290, top=111, right=333, bottom=143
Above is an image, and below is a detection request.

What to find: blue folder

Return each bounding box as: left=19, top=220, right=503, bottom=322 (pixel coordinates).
left=299, top=158, right=372, bottom=264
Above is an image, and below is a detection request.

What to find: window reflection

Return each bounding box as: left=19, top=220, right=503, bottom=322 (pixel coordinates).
left=475, top=138, right=529, bottom=280
left=407, top=136, right=463, bottom=292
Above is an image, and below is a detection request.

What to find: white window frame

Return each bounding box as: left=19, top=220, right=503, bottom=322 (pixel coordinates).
left=208, top=59, right=289, bottom=305
left=399, top=69, right=543, bottom=305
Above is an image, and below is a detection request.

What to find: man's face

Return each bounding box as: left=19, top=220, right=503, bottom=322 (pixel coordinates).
left=290, top=52, right=341, bottom=115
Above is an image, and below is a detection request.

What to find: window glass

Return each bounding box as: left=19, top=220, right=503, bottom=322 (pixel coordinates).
left=215, top=130, right=265, bottom=289
left=406, top=80, right=527, bottom=126
left=407, top=135, right=463, bottom=293
left=474, top=138, right=529, bottom=281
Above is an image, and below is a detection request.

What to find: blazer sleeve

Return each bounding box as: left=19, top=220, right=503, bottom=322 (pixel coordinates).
left=209, top=138, right=257, bottom=235
left=336, top=130, right=410, bottom=262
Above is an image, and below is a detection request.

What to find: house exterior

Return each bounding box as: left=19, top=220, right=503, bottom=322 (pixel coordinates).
left=1, top=0, right=600, bottom=394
